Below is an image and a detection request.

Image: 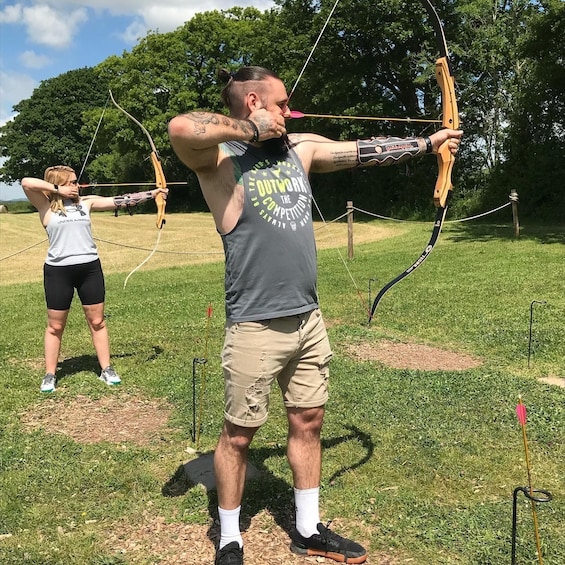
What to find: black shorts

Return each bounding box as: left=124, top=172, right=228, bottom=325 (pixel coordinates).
left=44, top=259, right=105, bottom=310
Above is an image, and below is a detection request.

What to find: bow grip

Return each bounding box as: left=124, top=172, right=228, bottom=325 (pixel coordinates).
left=433, top=144, right=454, bottom=208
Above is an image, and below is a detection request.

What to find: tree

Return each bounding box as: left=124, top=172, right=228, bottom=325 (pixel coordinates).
left=0, top=68, right=109, bottom=182
left=500, top=0, right=565, bottom=220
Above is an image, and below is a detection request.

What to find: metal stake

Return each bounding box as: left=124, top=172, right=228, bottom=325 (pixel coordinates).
left=191, top=357, right=207, bottom=443
left=528, top=301, right=546, bottom=368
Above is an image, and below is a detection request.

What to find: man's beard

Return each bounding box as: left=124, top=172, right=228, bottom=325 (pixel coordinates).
left=261, top=134, right=292, bottom=155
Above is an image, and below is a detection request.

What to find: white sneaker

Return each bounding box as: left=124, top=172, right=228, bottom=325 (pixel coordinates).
left=40, top=373, right=56, bottom=393
left=99, top=365, right=121, bottom=386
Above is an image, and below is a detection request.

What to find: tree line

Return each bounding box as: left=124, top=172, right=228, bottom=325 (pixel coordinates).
left=1, top=0, right=563, bottom=221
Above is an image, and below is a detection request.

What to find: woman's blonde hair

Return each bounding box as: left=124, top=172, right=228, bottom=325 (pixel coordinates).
left=43, top=165, right=77, bottom=215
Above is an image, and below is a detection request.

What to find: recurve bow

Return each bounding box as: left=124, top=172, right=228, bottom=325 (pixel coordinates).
left=368, top=0, right=459, bottom=323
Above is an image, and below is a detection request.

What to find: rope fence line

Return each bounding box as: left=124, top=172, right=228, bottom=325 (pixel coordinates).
left=0, top=199, right=515, bottom=262
left=444, top=201, right=511, bottom=223
left=93, top=237, right=224, bottom=255
left=0, top=238, right=48, bottom=261
left=352, top=201, right=512, bottom=224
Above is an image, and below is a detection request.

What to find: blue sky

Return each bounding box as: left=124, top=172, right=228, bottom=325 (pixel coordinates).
left=0, top=0, right=275, bottom=200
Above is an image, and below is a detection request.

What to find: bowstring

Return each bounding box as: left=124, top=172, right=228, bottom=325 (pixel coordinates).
left=312, top=196, right=369, bottom=316
left=77, top=96, right=120, bottom=283
left=78, top=96, right=109, bottom=183
left=289, top=0, right=367, bottom=315
left=288, top=0, right=341, bottom=101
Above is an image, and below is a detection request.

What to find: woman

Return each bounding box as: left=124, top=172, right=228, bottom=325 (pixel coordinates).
left=22, top=165, right=168, bottom=393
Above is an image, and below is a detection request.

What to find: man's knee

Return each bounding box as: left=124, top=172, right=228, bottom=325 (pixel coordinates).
left=220, top=420, right=258, bottom=451
left=287, top=406, right=325, bottom=436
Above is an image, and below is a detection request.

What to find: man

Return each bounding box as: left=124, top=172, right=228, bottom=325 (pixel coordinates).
left=168, top=66, right=462, bottom=565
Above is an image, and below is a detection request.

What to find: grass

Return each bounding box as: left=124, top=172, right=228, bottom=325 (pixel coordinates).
left=0, top=210, right=564, bottom=564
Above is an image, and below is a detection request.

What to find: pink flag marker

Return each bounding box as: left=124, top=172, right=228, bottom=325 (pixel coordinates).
left=516, top=401, right=527, bottom=426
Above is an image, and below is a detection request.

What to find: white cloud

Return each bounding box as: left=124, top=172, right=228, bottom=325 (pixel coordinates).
left=140, top=1, right=276, bottom=34
left=22, top=5, right=89, bottom=49
left=120, top=19, right=150, bottom=44
left=0, top=4, right=23, bottom=23
left=19, top=50, right=51, bottom=69
left=0, top=70, right=37, bottom=124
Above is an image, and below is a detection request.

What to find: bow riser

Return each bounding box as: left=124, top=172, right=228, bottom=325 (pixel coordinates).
left=434, top=56, right=459, bottom=208
left=149, top=152, right=167, bottom=229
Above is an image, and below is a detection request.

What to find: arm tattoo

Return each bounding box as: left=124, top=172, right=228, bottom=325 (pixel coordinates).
left=357, top=136, right=426, bottom=166
left=182, top=112, right=254, bottom=138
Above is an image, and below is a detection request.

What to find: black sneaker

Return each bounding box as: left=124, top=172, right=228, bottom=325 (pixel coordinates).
left=290, top=522, right=367, bottom=563
left=215, top=541, right=243, bottom=565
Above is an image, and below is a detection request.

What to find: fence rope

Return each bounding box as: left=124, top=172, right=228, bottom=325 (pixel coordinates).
left=352, top=201, right=512, bottom=224
left=0, top=200, right=513, bottom=262
left=0, top=238, right=48, bottom=261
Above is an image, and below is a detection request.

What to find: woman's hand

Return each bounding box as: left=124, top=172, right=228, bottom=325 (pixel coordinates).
left=58, top=182, right=79, bottom=199
left=151, top=187, right=169, bottom=199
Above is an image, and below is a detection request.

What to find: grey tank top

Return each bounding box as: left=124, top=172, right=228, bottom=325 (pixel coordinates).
left=45, top=200, right=99, bottom=266
left=221, top=141, right=319, bottom=322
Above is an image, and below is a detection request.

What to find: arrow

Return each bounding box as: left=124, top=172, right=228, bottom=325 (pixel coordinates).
left=289, top=110, right=442, bottom=124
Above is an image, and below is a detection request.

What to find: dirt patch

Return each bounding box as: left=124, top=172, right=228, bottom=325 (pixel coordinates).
left=538, top=376, right=565, bottom=388
left=20, top=394, right=173, bottom=444
left=19, top=394, right=404, bottom=564
left=345, top=339, right=482, bottom=371
left=104, top=510, right=401, bottom=565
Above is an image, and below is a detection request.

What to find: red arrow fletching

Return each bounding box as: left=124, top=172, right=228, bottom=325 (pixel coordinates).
left=516, top=402, right=527, bottom=426
left=289, top=110, right=305, bottom=119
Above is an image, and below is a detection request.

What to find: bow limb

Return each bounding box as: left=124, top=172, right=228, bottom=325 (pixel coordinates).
left=108, top=90, right=168, bottom=287
left=109, top=90, right=168, bottom=229
left=368, top=0, right=459, bottom=323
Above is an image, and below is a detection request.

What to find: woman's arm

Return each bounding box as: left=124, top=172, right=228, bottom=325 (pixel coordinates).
left=87, top=187, right=168, bottom=212
left=21, top=177, right=77, bottom=211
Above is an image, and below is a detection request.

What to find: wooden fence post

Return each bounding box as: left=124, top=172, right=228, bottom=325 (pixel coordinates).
left=510, top=190, right=520, bottom=238
left=347, top=201, right=354, bottom=259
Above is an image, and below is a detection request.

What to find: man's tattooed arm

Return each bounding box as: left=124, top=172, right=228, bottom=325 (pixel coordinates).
left=180, top=112, right=256, bottom=141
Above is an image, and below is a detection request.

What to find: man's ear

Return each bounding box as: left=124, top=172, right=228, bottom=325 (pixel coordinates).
left=247, top=91, right=261, bottom=112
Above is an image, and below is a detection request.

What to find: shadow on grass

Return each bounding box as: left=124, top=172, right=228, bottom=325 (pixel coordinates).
left=162, top=425, right=374, bottom=549
left=55, top=346, right=162, bottom=382
left=444, top=222, right=565, bottom=244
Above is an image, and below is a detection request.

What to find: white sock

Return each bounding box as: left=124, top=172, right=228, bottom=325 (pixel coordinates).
left=294, top=487, right=320, bottom=538
left=218, top=506, right=243, bottom=550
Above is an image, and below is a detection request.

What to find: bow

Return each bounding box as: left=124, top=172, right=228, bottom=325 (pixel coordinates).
left=368, top=0, right=459, bottom=323
left=108, top=90, right=168, bottom=287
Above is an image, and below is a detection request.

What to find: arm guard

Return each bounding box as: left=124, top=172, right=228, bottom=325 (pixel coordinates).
left=357, top=137, right=427, bottom=166
left=113, top=191, right=154, bottom=209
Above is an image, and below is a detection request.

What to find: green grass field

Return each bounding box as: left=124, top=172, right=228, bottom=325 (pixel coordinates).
left=1, top=211, right=563, bottom=564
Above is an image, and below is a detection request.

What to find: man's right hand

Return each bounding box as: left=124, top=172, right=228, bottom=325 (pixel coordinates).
left=247, top=108, right=287, bottom=141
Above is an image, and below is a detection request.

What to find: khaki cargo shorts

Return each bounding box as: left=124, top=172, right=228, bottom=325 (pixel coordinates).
left=221, top=309, right=332, bottom=427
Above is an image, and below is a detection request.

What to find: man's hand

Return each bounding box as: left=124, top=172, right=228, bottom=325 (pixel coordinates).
left=247, top=108, right=287, bottom=141
left=429, top=128, right=463, bottom=155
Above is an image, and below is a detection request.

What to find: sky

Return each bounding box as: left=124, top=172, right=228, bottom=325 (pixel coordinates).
left=0, top=0, right=276, bottom=200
